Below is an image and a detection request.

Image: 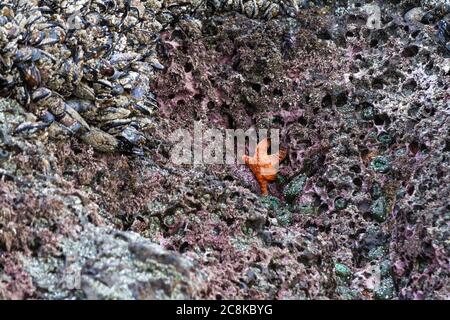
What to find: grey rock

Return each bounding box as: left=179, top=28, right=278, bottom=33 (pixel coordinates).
left=21, top=225, right=197, bottom=300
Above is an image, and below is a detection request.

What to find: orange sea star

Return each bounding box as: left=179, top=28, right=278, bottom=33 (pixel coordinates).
left=242, top=138, right=287, bottom=196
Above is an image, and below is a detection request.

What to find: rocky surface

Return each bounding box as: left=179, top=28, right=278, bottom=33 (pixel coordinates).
left=1, top=1, right=449, bottom=300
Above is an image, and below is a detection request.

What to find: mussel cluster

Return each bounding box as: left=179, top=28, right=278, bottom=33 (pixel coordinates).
left=206, top=0, right=302, bottom=19
left=0, top=0, right=172, bottom=154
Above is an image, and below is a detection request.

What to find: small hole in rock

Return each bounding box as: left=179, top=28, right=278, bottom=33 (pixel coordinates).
left=263, top=77, right=272, bottom=85
left=403, top=79, right=417, bottom=91
left=319, top=203, right=329, bottom=214
left=321, top=94, right=332, bottom=108
left=336, top=92, right=348, bottom=108
left=353, top=177, right=362, bottom=187
left=402, top=45, right=419, bottom=58
left=272, top=115, right=283, bottom=125
left=273, top=88, right=283, bottom=96
left=411, top=30, right=420, bottom=38
left=317, top=29, right=332, bottom=40
left=298, top=117, right=308, bottom=126
left=372, top=78, right=384, bottom=90
left=251, top=83, right=262, bottom=93
left=184, top=62, right=193, bottom=72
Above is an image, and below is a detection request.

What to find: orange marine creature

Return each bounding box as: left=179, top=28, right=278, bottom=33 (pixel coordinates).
left=242, top=138, right=287, bottom=196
